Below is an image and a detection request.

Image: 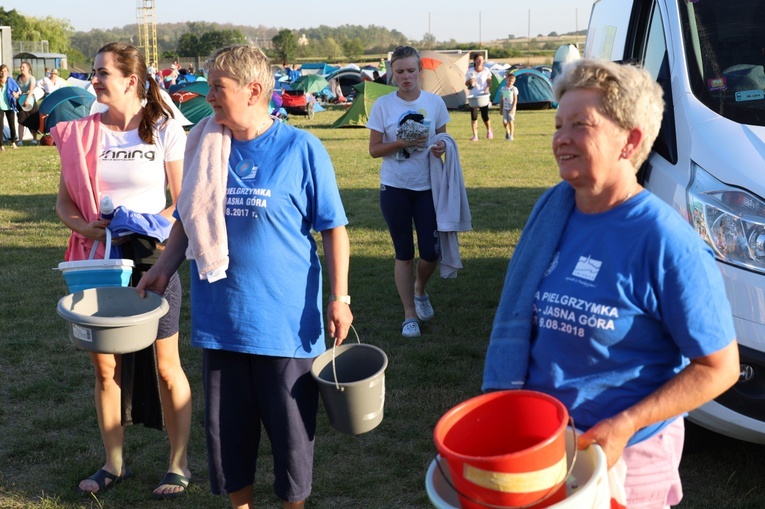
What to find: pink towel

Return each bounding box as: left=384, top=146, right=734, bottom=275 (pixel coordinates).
left=51, top=113, right=105, bottom=261
left=176, top=116, right=231, bottom=281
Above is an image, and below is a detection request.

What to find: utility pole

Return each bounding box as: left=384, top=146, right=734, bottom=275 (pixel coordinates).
left=428, top=12, right=432, bottom=49
left=479, top=11, right=482, bottom=48
left=527, top=10, right=531, bottom=66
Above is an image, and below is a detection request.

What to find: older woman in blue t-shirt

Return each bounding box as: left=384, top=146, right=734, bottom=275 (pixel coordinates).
left=483, top=59, right=739, bottom=508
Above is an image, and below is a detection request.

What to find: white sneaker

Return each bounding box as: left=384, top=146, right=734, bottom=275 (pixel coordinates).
left=414, top=294, right=434, bottom=321
left=402, top=319, right=421, bottom=338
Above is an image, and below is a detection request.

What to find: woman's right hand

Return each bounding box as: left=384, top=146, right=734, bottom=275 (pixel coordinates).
left=80, top=220, right=110, bottom=243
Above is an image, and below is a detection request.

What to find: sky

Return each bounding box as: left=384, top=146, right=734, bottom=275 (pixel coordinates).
left=1, top=0, right=593, bottom=43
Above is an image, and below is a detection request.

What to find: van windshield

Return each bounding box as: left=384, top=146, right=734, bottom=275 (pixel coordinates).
left=681, top=0, right=765, bottom=126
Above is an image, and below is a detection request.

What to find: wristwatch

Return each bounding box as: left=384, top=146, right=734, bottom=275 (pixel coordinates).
left=330, top=295, right=351, bottom=305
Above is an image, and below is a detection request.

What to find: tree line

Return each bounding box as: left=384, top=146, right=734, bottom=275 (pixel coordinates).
left=1, top=7, right=580, bottom=71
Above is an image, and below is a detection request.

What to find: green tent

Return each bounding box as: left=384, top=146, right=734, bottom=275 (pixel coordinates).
left=332, top=81, right=397, bottom=128
left=169, top=80, right=213, bottom=127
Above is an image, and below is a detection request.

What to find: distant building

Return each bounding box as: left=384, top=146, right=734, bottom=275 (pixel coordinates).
left=298, top=34, right=309, bottom=46
left=0, top=26, right=11, bottom=67
left=13, top=52, right=68, bottom=79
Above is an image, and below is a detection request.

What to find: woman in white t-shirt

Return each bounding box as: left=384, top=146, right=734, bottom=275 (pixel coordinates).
left=465, top=53, right=493, bottom=141
left=367, top=45, right=450, bottom=338
left=53, top=42, right=192, bottom=499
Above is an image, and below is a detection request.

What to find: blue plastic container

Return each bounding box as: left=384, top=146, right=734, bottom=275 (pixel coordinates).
left=55, top=229, right=134, bottom=293
left=60, top=264, right=133, bottom=293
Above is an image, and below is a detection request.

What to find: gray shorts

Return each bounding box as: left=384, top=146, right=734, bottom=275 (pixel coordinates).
left=155, top=271, right=181, bottom=339
left=502, top=110, right=515, bottom=123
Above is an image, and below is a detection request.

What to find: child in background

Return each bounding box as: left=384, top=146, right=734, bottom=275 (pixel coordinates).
left=499, top=72, right=519, bottom=141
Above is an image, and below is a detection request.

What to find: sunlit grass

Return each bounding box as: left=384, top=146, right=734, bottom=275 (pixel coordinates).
left=0, top=106, right=763, bottom=508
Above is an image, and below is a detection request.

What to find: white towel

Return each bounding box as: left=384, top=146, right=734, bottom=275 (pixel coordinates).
left=176, top=116, right=231, bottom=282
left=428, top=133, right=472, bottom=278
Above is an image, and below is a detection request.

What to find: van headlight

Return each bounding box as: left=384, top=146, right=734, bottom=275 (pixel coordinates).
left=688, top=165, right=765, bottom=272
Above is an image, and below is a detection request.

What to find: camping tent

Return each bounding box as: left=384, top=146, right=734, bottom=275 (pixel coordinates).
left=332, top=81, right=397, bottom=128
left=38, top=86, right=96, bottom=134
left=418, top=51, right=470, bottom=109
left=327, top=67, right=364, bottom=98
left=169, top=80, right=213, bottom=127
left=290, top=74, right=329, bottom=94
left=493, top=68, right=557, bottom=110
left=299, top=62, right=338, bottom=76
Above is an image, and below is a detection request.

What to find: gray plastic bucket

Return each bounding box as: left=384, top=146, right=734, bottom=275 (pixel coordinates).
left=57, top=286, right=169, bottom=354
left=311, top=329, right=388, bottom=435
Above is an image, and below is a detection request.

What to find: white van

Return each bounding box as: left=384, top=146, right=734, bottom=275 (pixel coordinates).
left=586, top=0, right=765, bottom=443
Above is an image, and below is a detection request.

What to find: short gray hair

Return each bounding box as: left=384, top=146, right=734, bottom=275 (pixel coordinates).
left=554, top=59, right=664, bottom=168
left=204, top=45, right=274, bottom=102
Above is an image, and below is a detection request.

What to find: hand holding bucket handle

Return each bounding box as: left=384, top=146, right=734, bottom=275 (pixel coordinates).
left=88, top=228, right=112, bottom=261
left=434, top=416, right=580, bottom=509
left=330, top=324, right=360, bottom=391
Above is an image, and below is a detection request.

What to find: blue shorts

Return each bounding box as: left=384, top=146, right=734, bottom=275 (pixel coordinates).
left=203, top=349, right=318, bottom=502
left=379, top=184, right=440, bottom=262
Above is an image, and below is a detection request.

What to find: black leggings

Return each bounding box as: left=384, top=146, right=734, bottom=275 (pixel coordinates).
left=0, top=109, right=17, bottom=143
left=470, top=105, right=490, bottom=122
left=380, top=185, right=439, bottom=262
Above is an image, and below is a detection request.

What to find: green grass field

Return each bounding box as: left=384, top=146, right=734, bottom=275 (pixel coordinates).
left=1, top=106, right=764, bottom=508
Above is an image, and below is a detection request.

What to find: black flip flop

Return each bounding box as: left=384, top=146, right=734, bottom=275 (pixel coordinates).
left=77, top=468, right=132, bottom=495
left=152, top=471, right=191, bottom=500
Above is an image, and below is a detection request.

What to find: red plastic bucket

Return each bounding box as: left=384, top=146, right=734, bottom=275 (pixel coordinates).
left=433, top=390, right=569, bottom=509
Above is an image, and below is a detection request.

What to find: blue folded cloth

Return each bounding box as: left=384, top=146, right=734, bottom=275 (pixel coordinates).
left=482, top=182, right=575, bottom=391
left=107, top=206, right=172, bottom=242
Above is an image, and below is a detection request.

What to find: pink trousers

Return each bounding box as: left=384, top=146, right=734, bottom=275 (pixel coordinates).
left=610, top=417, right=685, bottom=509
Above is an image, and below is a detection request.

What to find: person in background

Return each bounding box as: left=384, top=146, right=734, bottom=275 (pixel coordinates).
left=372, top=70, right=387, bottom=84
left=16, top=61, right=39, bottom=144
left=147, top=60, right=159, bottom=84
left=482, top=58, right=739, bottom=508
left=0, top=63, right=20, bottom=151
left=136, top=44, right=353, bottom=509
left=53, top=42, right=192, bottom=500
left=498, top=71, right=518, bottom=141
left=465, top=52, right=493, bottom=141
left=40, top=68, right=68, bottom=96
left=367, top=45, right=449, bottom=338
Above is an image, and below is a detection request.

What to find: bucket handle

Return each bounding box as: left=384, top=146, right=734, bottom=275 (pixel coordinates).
left=330, top=324, right=360, bottom=391
left=89, top=228, right=112, bottom=261
left=434, top=416, right=579, bottom=509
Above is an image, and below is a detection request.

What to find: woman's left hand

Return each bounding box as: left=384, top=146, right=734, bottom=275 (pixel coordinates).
left=430, top=141, right=446, bottom=158
left=576, top=412, right=636, bottom=469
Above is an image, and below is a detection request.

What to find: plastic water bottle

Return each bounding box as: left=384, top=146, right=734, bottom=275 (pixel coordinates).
left=99, top=195, right=115, bottom=221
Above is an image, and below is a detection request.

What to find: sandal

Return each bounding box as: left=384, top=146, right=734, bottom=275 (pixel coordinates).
left=152, top=472, right=191, bottom=500
left=77, top=467, right=132, bottom=495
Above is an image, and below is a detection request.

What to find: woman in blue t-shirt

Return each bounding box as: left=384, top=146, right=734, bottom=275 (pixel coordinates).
left=483, top=59, right=739, bottom=508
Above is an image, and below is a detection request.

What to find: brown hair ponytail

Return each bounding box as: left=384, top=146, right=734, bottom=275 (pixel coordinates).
left=96, top=42, right=174, bottom=144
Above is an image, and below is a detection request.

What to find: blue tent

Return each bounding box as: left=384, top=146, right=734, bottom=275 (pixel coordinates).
left=38, top=87, right=96, bottom=134
left=493, top=68, right=557, bottom=110
left=299, top=62, right=339, bottom=76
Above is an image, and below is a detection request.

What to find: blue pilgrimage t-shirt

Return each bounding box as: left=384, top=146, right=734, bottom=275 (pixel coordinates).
left=189, top=120, right=348, bottom=358
left=524, top=190, right=735, bottom=444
